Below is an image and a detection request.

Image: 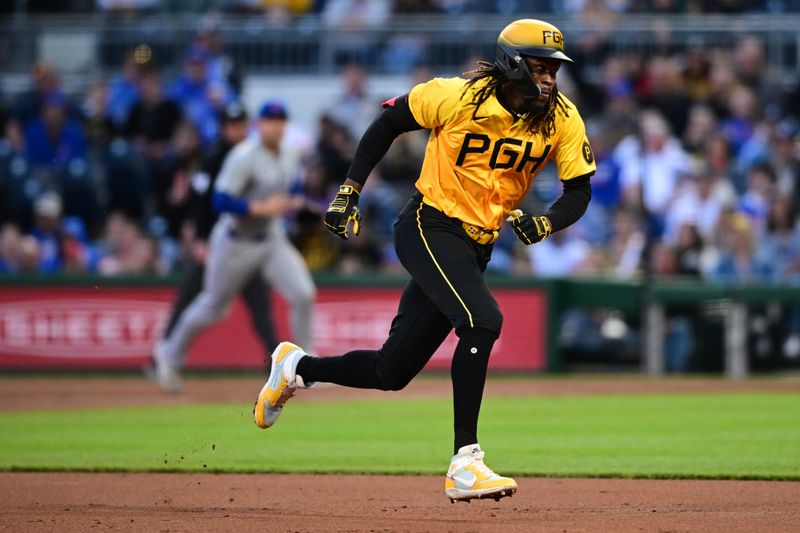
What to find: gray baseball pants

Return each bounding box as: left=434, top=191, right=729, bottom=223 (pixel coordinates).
left=162, top=220, right=316, bottom=367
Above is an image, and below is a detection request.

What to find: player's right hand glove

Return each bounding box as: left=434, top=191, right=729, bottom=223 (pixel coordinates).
left=324, top=184, right=361, bottom=240
left=506, top=209, right=552, bottom=245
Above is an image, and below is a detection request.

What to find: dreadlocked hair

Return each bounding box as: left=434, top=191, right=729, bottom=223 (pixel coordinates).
left=462, top=60, right=570, bottom=137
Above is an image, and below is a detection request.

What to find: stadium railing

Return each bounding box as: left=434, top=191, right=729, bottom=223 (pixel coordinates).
left=1, top=14, right=799, bottom=81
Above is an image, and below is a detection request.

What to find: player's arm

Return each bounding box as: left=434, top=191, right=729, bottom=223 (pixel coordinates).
left=213, top=144, right=301, bottom=218
left=509, top=107, right=596, bottom=245
left=212, top=190, right=302, bottom=217
left=507, top=174, right=593, bottom=244
left=325, top=95, right=423, bottom=239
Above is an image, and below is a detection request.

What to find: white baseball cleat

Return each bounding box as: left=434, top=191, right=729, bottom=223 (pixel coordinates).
left=445, top=444, right=517, bottom=503
left=151, top=340, right=182, bottom=394
left=253, top=341, right=313, bottom=429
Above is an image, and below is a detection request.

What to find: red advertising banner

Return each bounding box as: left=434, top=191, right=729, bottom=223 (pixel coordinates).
left=0, top=284, right=546, bottom=371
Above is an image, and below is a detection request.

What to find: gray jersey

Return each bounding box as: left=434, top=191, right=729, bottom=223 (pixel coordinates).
left=215, top=137, right=301, bottom=237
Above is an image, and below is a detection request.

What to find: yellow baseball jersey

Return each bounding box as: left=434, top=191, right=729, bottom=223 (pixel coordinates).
left=407, top=76, right=595, bottom=230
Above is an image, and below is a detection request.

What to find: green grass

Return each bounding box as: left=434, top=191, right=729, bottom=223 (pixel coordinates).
left=1, top=393, right=798, bottom=479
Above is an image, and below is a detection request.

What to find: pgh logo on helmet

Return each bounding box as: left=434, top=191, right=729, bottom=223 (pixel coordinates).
left=494, top=19, right=573, bottom=100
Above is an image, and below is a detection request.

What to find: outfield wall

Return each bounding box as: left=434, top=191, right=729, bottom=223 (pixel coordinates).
left=0, top=275, right=547, bottom=372
left=2, top=274, right=800, bottom=375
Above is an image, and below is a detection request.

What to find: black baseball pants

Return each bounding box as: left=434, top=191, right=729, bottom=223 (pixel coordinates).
left=297, top=193, right=503, bottom=453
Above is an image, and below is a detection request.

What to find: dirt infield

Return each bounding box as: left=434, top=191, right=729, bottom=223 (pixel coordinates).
left=2, top=473, right=799, bottom=532
left=1, top=375, right=799, bottom=532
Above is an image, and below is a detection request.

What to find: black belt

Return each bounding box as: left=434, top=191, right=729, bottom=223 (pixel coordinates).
left=420, top=196, right=500, bottom=245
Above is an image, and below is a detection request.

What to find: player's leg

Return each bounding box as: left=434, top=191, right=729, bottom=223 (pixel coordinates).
left=261, top=233, right=316, bottom=353
left=295, top=278, right=454, bottom=389
left=239, top=272, right=278, bottom=363
left=161, top=258, right=205, bottom=339
left=394, top=198, right=515, bottom=502
left=394, top=199, right=503, bottom=453
left=161, top=227, right=263, bottom=370
left=254, top=277, right=453, bottom=428
left=255, top=199, right=456, bottom=427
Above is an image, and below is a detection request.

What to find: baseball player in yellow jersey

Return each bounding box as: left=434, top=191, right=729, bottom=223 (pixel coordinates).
left=252, top=19, right=596, bottom=503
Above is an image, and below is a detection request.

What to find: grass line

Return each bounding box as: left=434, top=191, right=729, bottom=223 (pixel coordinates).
left=1, top=393, right=798, bottom=480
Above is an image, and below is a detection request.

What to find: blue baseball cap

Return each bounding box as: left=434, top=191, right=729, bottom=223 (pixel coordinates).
left=259, top=100, right=288, bottom=120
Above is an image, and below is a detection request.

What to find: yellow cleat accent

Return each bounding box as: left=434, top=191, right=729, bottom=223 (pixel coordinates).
left=444, top=444, right=518, bottom=503
left=253, top=342, right=303, bottom=429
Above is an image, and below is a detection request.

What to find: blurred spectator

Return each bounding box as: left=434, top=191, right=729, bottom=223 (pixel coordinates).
left=81, top=80, right=115, bottom=150
left=221, top=0, right=316, bottom=15
left=24, top=92, right=88, bottom=177
left=322, top=0, right=391, bottom=65
left=105, top=52, right=144, bottom=132
left=168, top=49, right=235, bottom=145
left=766, top=119, right=800, bottom=199
left=588, top=57, right=639, bottom=143
left=152, top=121, right=204, bottom=238
left=585, top=121, right=622, bottom=213
left=682, top=103, right=718, bottom=156
left=97, top=211, right=166, bottom=275
left=616, top=110, right=692, bottom=231
left=125, top=68, right=183, bottom=160
left=29, top=191, right=64, bottom=273
left=721, top=84, right=759, bottom=159
left=336, top=229, right=384, bottom=274
left=637, top=55, right=693, bottom=139
left=325, top=61, right=381, bottom=140
left=0, top=119, right=32, bottom=227
left=188, top=19, right=243, bottom=96
left=316, top=114, right=355, bottom=193
left=5, top=13, right=800, bottom=289
left=674, top=222, right=704, bottom=277
left=526, top=229, right=592, bottom=277
left=380, top=34, right=431, bottom=74
left=607, top=208, right=646, bottom=279
left=0, top=93, right=7, bottom=136
left=293, top=162, right=342, bottom=271
left=757, top=195, right=800, bottom=283
left=60, top=215, right=97, bottom=273
left=96, top=0, right=158, bottom=14
left=733, top=36, right=785, bottom=118
left=160, top=0, right=218, bottom=13
left=681, top=46, right=714, bottom=103
left=708, top=212, right=772, bottom=282
left=103, top=137, right=150, bottom=220
left=17, top=235, right=42, bottom=274
left=13, top=62, right=61, bottom=126
left=704, top=132, right=735, bottom=184
left=0, top=224, right=23, bottom=273
left=394, top=0, right=439, bottom=13
left=662, top=162, right=735, bottom=243
left=737, top=162, right=776, bottom=234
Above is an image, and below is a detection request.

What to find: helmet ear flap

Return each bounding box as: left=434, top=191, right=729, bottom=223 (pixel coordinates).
left=495, top=42, right=521, bottom=77
left=494, top=42, right=541, bottom=100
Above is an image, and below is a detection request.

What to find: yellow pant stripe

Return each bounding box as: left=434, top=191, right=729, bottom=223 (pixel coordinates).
left=416, top=201, right=474, bottom=328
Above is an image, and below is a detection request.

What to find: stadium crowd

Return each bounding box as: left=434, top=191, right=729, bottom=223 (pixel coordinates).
left=7, top=0, right=800, bottom=16
left=1, top=11, right=800, bottom=287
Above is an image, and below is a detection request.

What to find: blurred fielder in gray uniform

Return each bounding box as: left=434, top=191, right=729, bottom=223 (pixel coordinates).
left=154, top=100, right=316, bottom=392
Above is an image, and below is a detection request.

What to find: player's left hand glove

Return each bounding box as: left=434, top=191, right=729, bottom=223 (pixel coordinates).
left=324, top=184, right=361, bottom=240
left=506, top=209, right=552, bottom=245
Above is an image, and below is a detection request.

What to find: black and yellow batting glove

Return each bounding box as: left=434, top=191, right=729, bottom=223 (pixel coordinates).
left=324, top=184, right=362, bottom=240
left=506, top=209, right=552, bottom=245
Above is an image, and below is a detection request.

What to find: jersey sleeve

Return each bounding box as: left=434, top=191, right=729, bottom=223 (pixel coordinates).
left=407, top=77, right=467, bottom=129
left=552, top=107, right=596, bottom=181
left=214, top=144, right=251, bottom=196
